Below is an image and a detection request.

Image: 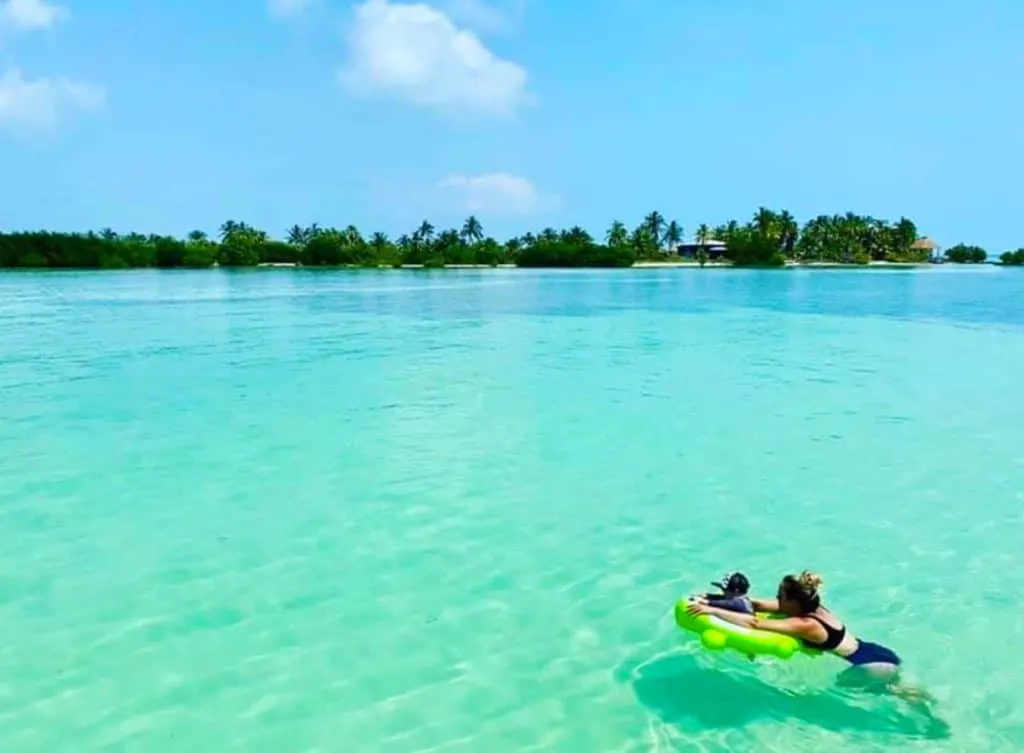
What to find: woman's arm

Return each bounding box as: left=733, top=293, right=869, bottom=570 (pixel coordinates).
left=750, top=597, right=780, bottom=613
left=748, top=616, right=814, bottom=638
left=687, top=603, right=758, bottom=628
left=687, top=603, right=814, bottom=639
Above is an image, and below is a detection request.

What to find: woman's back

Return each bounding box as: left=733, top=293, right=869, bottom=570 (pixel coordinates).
left=800, top=609, right=852, bottom=653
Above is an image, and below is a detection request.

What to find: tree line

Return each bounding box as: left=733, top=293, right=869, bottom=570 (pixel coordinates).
left=1, top=210, right=1020, bottom=269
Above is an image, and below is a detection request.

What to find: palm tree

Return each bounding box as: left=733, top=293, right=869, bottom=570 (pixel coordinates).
left=342, top=225, right=364, bottom=245
left=415, top=220, right=435, bottom=243
left=287, top=224, right=306, bottom=245
left=631, top=225, right=658, bottom=258
left=644, top=211, right=666, bottom=249
left=606, top=220, right=628, bottom=248
left=695, top=223, right=710, bottom=248
left=754, top=207, right=776, bottom=237
left=219, top=220, right=240, bottom=241
left=694, top=224, right=711, bottom=267
left=778, top=211, right=798, bottom=256
left=565, top=226, right=592, bottom=245
left=187, top=230, right=208, bottom=244
left=664, top=220, right=683, bottom=253
left=460, top=215, right=483, bottom=244
left=370, top=232, right=389, bottom=252
left=893, top=217, right=917, bottom=258
left=436, top=229, right=461, bottom=250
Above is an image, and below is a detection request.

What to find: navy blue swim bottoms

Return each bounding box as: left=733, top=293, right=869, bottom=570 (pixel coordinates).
left=846, top=640, right=901, bottom=666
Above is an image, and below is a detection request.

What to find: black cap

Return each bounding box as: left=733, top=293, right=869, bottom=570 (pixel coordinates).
left=711, top=572, right=750, bottom=595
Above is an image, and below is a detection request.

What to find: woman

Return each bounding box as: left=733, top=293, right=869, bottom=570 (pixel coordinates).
left=687, top=571, right=930, bottom=702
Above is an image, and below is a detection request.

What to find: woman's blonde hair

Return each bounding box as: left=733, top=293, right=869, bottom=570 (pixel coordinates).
left=797, top=571, right=824, bottom=596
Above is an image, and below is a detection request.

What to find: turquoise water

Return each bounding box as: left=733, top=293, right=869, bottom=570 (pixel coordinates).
left=2, top=268, right=1023, bottom=753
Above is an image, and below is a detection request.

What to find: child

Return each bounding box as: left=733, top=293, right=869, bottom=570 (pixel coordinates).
left=701, top=572, right=753, bottom=614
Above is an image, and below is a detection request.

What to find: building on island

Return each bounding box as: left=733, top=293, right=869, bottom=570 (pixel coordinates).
left=912, top=237, right=942, bottom=262
left=675, top=239, right=728, bottom=260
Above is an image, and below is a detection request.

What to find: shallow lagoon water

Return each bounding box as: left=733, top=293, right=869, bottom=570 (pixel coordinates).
left=1, top=268, right=1023, bottom=752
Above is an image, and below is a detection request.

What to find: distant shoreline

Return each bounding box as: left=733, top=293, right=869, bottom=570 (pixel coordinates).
left=247, top=260, right=994, bottom=270
left=5, top=211, right=1021, bottom=268
left=5, top=260, right=1014, bottom=272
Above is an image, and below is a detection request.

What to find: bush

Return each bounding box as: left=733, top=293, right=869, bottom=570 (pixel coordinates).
left=725, top=230, right=785, bottom=267
left=260, top=241, right=299, bottom=264
left=1000, top=249, right=1024, bottom=266
left=182, top=243, right=219, bottom=268
left=516, top=239, right=633, bottom=268
left=945, top=244, right=987, bottom=263
left=154, top=238, right=186, bottom=268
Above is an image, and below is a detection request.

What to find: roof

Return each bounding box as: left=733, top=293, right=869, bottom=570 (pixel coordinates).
left=911, top=237, right=940, bottom=250
left=682, top=239, right=726, bottom=247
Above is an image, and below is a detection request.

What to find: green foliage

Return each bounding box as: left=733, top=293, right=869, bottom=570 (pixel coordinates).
left=1000, top=249, right=1024, bottom=266
left=723, top=222, right=785, bottom=267
left=945, top=244, right=987, bottom=263
left=1, top=231, right=156, bottom=268
left=153, top=237, right=186, bottom=267
left=0, top=210, right=1003, bottom=271
left=260, top=241, right=300, bottom=264
left=516, top=235, right=633, bottom=268
left=217, top=222, right=265, bottom=267
left=793, top=213, right=925, bottom=263
left=474, top=238, right=504, bottom=267
left=182, top=241, right=219, bottom=268
left=606, top=221, right=629, bottom=249
left=664, top=220, right=683, bottom=251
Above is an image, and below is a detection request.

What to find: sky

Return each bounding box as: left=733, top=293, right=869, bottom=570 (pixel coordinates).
left=1, top=0, right=1022, bottom=250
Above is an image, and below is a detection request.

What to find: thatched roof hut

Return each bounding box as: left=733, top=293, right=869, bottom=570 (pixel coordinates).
left=912, top=237, right=941, bottom=251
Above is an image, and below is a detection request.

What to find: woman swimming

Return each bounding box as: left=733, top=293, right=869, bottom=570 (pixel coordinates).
left=686, top=571, right=932, bottom=703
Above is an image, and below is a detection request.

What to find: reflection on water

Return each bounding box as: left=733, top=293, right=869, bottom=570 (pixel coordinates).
left=617, top=651, right=951, bottom=745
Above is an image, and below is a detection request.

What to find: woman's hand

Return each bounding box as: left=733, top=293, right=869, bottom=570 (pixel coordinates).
left=686, top=600, right=712, bottom=617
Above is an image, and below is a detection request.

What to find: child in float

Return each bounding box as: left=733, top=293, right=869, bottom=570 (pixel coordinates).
left=700, top=571, right=754, bottom=614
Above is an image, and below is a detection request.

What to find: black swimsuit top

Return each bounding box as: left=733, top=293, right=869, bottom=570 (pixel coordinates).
left=801, top=613, right=847, bottom=650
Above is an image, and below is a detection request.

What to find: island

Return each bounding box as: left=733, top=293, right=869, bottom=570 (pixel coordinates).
left=1, top=209, right=1021, bottom=270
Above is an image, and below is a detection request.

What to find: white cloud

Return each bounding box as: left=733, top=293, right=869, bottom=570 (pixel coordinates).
left=339, top=0, right=529, bottom=115
left=267, top=0, right=313, bottom=19
left=0, top=68, right=104, bottom=132
left=0, top=0, right=65, bottom=32
left=436, top=173, right=555, bottom=215
left=0, top=3, right=100, bottom=135
left=441, top=0, right=513, bottom=34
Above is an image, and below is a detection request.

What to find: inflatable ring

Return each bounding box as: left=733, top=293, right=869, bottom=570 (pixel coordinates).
left=674, top=600, right=820, bottom=660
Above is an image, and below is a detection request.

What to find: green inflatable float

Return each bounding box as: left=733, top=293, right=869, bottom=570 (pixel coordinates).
left=673, top=599, right=820, bottom=660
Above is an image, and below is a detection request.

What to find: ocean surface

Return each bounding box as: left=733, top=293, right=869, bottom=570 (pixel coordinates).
left=1, top=267, right=1023, bottom=753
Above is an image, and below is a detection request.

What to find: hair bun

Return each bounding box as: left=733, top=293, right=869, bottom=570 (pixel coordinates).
left=799, top=571, right=824, bottom=594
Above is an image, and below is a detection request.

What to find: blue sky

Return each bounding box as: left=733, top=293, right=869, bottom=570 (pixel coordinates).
left=1, top=0, right=1022, bottom=251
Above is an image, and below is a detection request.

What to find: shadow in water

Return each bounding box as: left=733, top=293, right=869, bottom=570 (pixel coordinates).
left=616, top=651, right=950, bottom=741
